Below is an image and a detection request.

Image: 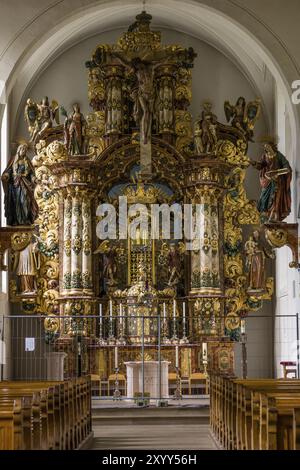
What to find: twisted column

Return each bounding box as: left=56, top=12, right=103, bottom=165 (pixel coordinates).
left=190, top=191, right=222, bottom=295
left=82, top=194, right=93, bottom=294
left=62, top=192, right=72, bottom=293
left=156, top=64, right=176, bottom=143
left=70, top=188, right=83, bottom=294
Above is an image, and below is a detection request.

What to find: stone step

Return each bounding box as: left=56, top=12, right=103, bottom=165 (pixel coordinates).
left=92, top=405, right=210, bottom=425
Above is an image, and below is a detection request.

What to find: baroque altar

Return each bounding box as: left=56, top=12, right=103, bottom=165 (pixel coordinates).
left=0, top=10, right=298, bottom=387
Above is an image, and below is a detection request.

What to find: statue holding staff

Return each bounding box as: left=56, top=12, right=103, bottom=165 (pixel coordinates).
left=251, top=138, right=292, bottom=222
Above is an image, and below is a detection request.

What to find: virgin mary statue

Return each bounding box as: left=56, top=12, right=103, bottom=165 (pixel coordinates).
left=1, top=144, right=38, bottom=226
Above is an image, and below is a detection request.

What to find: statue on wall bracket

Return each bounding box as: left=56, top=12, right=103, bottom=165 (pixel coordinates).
left=1, top=143, right=38, bottom=226
left=250, top=137, right=292, bottom=223
left=245, top=229, right=275, bottom=294
left=11, top=232, right=40, bottom=297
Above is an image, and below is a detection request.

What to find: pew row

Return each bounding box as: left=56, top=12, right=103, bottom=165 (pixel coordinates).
left=0, top=376, right=92, bottom=450
left=210, top=373, right=300, bottom=450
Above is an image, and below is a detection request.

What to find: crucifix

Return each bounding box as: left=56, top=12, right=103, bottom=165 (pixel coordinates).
left=110, top=10, right=181, bottom=176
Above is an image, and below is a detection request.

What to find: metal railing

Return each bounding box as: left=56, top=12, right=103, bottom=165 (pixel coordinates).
left=0, top=312, right=299, bottom=404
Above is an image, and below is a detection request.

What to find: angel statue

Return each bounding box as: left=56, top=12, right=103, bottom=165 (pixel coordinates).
left=245, top=230, right=275, bottom=292
left=1, top=144, right=38, bottom=226
left=62, top=104, right=87, bottom=155
left=224, top=97, right=261, bottom=141
left=250, top=138, right=292, bottom=222
left=24, top=96, right=60, bottom=143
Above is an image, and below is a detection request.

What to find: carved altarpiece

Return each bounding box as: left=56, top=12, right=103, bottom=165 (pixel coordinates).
left=1, top=11, right=298, bottom=381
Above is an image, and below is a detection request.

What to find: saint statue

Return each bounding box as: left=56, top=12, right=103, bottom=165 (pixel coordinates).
left=12, top=235, right=40, bottom=295
left=103, top=247, right=117, bottom=286
left=94, top=241, right=117, bottom=287
left=167, top=244, right=182, bottom=286
left=63, top=103, right=87, bottom=155
left=245, top=230, right=274, bottom=292
left=251, top=140, right=292, bottom=222
left=194, top=102, right=218, bottom=154
left=1, top=144, right=38, bottom=226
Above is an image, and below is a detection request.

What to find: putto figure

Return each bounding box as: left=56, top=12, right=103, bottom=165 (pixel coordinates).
left=24, top=96, right=60, bottom=143
left=2, top=144, right=38, bottom=226
left=251, top=138, right=292, bottom=222
left=63, top=103, right=87, bottom=155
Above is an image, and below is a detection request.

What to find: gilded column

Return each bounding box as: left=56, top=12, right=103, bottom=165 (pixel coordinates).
left=155, top=64, right=176, bottom=143
left=70, top=188, right=83, bottom=293
left=190, top=190, right=222, bottom=295
left=62, top=192, right=72, bottom=293
left=104, top=64, right=124, bottom=144
left=82, top=194, right=93, bottom=294
left=185, top=157, right=229, bottom=338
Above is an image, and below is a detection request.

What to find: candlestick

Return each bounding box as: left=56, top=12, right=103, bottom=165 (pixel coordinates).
left=172, top=299, right=177, bottom=340
left=180, top=301, right=188, bottom=344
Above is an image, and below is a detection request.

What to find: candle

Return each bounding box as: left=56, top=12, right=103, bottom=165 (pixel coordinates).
left=163, top=302, right=166, bottom=320
left=119, top=303, right=122, bottom=324
left=241, top=319, right=246, bottom=335
left=114, top=346, right=118, bottom=369
left=202, top=342, right=207, bottom=361
left=175, top=345, right=179, bottom=368
left=173, top=299, right=176, bottom=319
left=109, top=300, right=113, bottom=320
left=99, top=303, right=102, bottom=324
left=182, top=302, right=186, bottom=321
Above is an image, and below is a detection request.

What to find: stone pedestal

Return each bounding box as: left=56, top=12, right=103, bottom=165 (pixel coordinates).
left=45, top=352, right=67, bottom=380
left=124, top=361, right=169, bottom=399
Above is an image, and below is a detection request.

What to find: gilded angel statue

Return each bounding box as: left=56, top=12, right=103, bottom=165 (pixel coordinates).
left=224, top=97, right=261, bottom=141
left=24, top=96, right=60, bottom=143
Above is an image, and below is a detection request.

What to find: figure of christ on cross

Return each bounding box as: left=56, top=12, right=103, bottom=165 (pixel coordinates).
left=111, top=49, right=179, bottom=145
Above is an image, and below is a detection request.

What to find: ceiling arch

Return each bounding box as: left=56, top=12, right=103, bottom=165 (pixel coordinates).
left=1, top=0, right=299, bottom=167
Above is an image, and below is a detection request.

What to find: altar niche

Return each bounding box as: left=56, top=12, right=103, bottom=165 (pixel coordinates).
left=1, top=10, right=298, bottom=400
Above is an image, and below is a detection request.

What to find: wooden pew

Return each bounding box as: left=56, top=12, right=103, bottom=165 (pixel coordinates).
left=209, top=374, right=300, bottom=451
left=0, top=376, right=91, bottom=450
left=0, top=390, right=42, bottom=449
left=0, top=398, right=23, bottom=450
left=236, top=380, right=300, bottom=450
